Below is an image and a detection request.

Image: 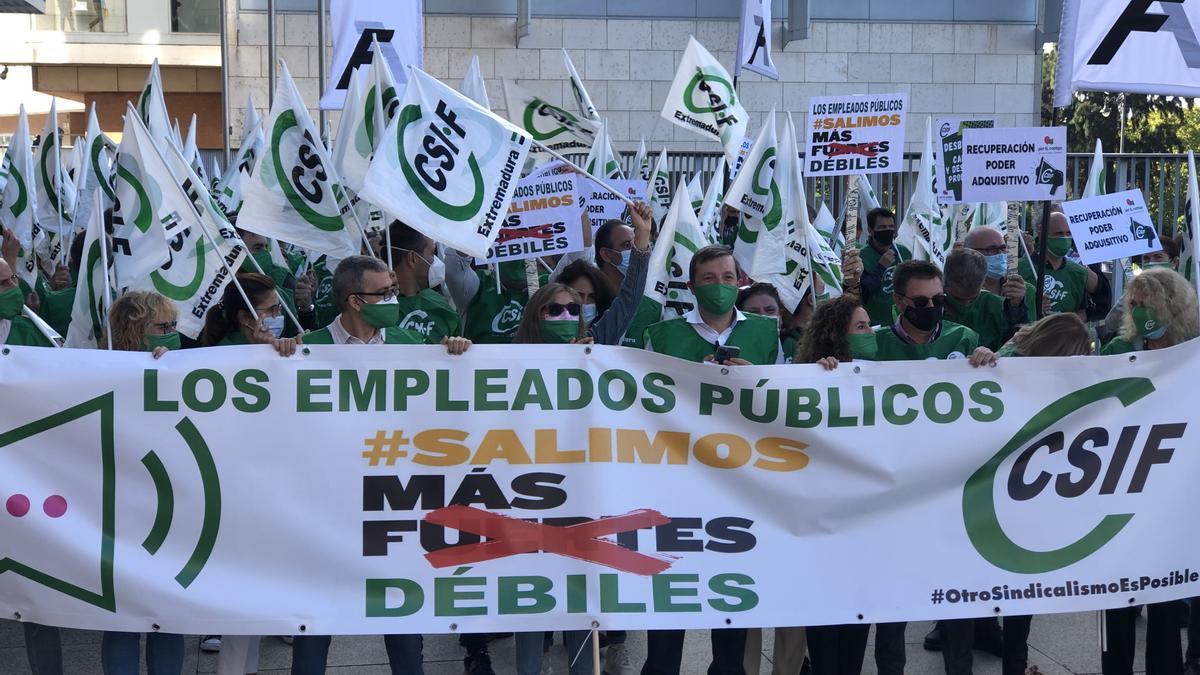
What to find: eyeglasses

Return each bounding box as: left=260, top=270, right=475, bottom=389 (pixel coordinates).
left=255, top=302, right=284, bottom=317
left=544, top=302, right=581, bottom=318
left=901, top=293, right=945, bottom=308
left=150, top=320, right=178, bottom=335
left=354, top=287, right=398, bottom=303
left=970, top=245, right=1007, bottom=256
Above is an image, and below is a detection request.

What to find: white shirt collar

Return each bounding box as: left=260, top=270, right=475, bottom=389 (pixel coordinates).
left=682, top=307, right=746, bottom=346
left=327, top=314, right=383, bottom=345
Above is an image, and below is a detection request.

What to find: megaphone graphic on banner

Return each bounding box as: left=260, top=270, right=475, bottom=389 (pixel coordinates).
left=0, top=393, right=221, bottom=611
left=1034, top=156, right=1064, bottom=196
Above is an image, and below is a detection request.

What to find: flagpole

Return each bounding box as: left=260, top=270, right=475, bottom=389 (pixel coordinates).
left=197, top=225, right=260, bottom=324
left=96, top=196, right=114, bottom=350
left=52, top=111, right=68, bottom=266
left=219, top=0, right=230, bottom=165
left=317, top=0, right=328, bottom=135
left=267, top=0, right=277, bottom=108
left=1033, top=201, right=1052, bottom=319
left=243, top=252, right=299, bottom=329
left=532, top=140, right=636, bottom=208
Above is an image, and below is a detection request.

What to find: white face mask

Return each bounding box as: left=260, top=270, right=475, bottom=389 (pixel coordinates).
left=426, top=255, right=446, bottom=289
left=262, top=315, right=286, bottom=338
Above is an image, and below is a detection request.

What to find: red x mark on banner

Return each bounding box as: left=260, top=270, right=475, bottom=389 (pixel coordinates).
left=423, top=505, right=674, bottom=575
left=826, top=142, right=880, bottom=158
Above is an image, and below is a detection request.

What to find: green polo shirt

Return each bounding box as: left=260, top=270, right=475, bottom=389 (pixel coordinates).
left=858, top=241, right=912, bottom=326
left=944, top=291, right=1014, bottom=351
left=395, top=289, right=460, bottom=344
left=1041, top=259, right=1089, bottom=314
left=874, top=320, right=979, bottom=361
left=462, top=267, right=546, bottom=344
left=2, top=316, right=55, bottom=347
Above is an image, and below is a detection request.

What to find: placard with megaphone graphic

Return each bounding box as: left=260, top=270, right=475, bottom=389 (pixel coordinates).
left=0, top=390, right=221, bottom=615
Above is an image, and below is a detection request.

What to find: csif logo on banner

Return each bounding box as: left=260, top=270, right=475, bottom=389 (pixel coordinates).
left=1089, top=0, right=1200, bottom=67
left=397, top=99, right=486, bottom=221
left=270, top=111, right=348, bottom=232
left=962, top=378, right=1187, bottom=574
left=522, top=98, right=595, bottom=144
left=683, top=69, right=741, bottom=131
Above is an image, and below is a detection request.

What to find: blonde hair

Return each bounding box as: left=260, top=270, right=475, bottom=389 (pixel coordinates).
left=107, top=291, right=177, bottom=352
left=1119, top=268, right=1200, bottom=347
left=1007, top=312, right=1092, bottom=357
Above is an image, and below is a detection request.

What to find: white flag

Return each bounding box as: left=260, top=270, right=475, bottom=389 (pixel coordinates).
left=697, top=156, right=726, bottom=245
left=737, top=0, right=778, bottom=80
left=563, top=49, right=600, bottom=122
left=138, top=59, right=177, bottom=151
left=361, top=66, right=532, bottom=259
left=238, top=63, right=361, bottom=260
left=127, top=142, right=249, bottom=340
left=216, top=95, right=264, bottom=215
left=72, top=104, right=115, bottom=238
left=646, top=148, right=671, bottom=224
left=644, top=177, right=708, bottom=320
left=810, top=202, right=844, bottom=297
left=65, top=192, right=113, bottom=349
left=584, top=119, right=623, bottom=180
left=503, top=79, right=597, bottom=154
left=110, top=104, right=194, bottom=283
left=35, top=99, right=76, bottom=245
left=321, top=0, right=421, bottom=110
left=898, top=117, right=946, bottom=270
left=726, top=110, right=787, bottom=277
left=210, top=156, right=222, bottom=191
left=761, top=134, right=814, bottom=312
left=662, top=37, right=749, bottom=167
left=631, top=139, right=650, bottom=182
left=1182, top=152, right=1200, bottom=298
left=1083, top=138, right=1106, bottom=199
left=331, top=68, right=374, bottom=194
left=1, top=106, right=37, bottom=252
left=460, top=54, right=490, bottom=109
left=182, top=113, right=209, bottom=189
left=687, top=172, right=704, bottom=213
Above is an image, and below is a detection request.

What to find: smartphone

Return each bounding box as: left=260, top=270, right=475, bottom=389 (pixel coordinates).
left=713, top=344, right=741, bottom=364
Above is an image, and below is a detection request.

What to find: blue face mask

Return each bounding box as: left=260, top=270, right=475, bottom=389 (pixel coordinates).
left=582, top=303, right=598, bottom=324
left=609, top=248, right=631, bottom=276
left=984, top=253, right=1007, bottom=279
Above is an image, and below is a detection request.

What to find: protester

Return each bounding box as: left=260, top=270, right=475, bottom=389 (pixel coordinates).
left=998, top=312, right=1092, bottom=357
left=962, top=226, right=1043, bottom=317
left=291, top=256, right=470, bottom=675
left=1038, top=212, right=1098, bottom=317
left=446, top=252, right=545, bottom=344
left=858, top=207, right=910, bottom=326
left=512, top=282, right=594, bottom=674
left=386, top=220, right=460, bottom=343
left=796, top=294, right=875, bottom=371
left=34, top=231, right=84, bottom=336
left=737, top=282, right=801, bottom=361
left=942, top=248, right=1030, bottom=350
left=557, top=201, right=651, bottom=349
left=874, top=261, right=996, bottom=364
left=1138, top=236, right=1180, bottom=272
left=594, top=217, right=637, bottom=297
left=0, top=257, right=54, bottom=348
left=103, top=291, right=184, bottom=674
left=1101, top=267, right=1199, bottom=355
left=234, top=225, right=314, bottom=334
left=640, top=244, right=780, bottom=675
left=200, top=272, right=298, bottom=353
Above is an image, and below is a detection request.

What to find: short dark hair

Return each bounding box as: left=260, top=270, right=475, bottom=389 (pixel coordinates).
left=867, top=208, right=896, bottom=231
left=689, top=244, right=737, bottom=283
left=556, top=259, right=614, bottom=315
left=593, top=219, right=627, bottom=265
left=387, top=220, right=430, bottom=262
left=333, top=255, right=390, bottom=311
left=737, top=282, right=782, bottom=313
left=893, top=260, right=943, bottom=297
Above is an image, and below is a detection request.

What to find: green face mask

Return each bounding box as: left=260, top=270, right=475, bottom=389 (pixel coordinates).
left=0, top=286, right=24, bottom=320
left=1047, top=236, right=1074, bottom=258
left=498, top=261, right=528, bottom=287
left=541, top=319, right=579, bottom=344
left=694, top=283, right=739, bottom=315
left=145, top=331, right=181, bottom=352
left=1131, top=305, right=1167, bottom=338
left=242, top=249, right=275, bottom=274
left=848, top=331, right=878, bottom=360
left=360, top=297, right=400, bottom=328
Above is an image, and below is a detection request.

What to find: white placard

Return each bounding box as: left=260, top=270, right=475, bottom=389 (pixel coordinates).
left=581, top=178, right=643, bottom=229
left=804, top=92, right=907, bottom=177
left=961, top=127, right=1068, bottom=203
left=1062, top=189, right=1163, bottom=265
left=935, top=117, right=995, bottom=204
left=477, top=168, right=584, bottom=265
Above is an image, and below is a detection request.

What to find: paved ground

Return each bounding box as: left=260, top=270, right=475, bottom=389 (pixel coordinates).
left=0, top=612, right=1162, bottom=674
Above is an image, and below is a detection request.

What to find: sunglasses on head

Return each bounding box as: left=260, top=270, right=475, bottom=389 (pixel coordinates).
left=902, top=293, right=945, bottom=308
left=545, top=302, right=581, bottom=318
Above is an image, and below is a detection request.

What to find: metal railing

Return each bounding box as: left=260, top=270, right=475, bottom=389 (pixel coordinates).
left=588, top=151, right=1193, bottom=236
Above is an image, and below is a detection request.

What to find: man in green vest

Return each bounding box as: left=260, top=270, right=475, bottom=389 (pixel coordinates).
left=0, top=258, right=54, bottom=348
left=639, top=244, right=778, bottom=675
left=644, top=244, right=781, bottom=365
left=943, top=248, right=1031, bottom=351
left=302, top=255, right=469, bottom=352
left=386, top=220, right=459, bottom=344
left=859, top=207, right=911, bottom=326
left=872, top=260, right=996, bottom=675
left=446, top=252, right=545, bottom=344
left=963, top=226, right=1046, bottom=318
left=1039, top=211, right=1098, bottom=318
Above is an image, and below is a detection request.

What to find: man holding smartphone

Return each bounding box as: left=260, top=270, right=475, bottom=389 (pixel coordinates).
left=638, top=244, right=781, bottom=675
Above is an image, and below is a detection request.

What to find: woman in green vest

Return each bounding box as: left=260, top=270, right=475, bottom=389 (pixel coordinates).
left=102, top=291, right=185, bottom=674
left=997, top=312, right=1092, bottom=357
left=1101, top=267, right=1199, bottom=355
left=511, top=282, right=594, bottom=675
left=199, top=272, right=300, bottom=356
left=737, top=283, right=804, bottom=362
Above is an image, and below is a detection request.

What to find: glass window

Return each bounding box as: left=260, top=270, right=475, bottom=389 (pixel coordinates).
left=35, top=0, right=127, bottom=32
left=172, top=0, right=221, bottom=33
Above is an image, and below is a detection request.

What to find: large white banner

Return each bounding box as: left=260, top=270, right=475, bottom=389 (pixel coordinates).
left=322, top=0, right=424, bottom=110
left=2, top=343, right=1200, bottom=634
left=1055, top=0, right=1200, bottom=107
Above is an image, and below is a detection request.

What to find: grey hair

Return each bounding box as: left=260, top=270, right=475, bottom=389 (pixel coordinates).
left=332, top=255, right=390, bottom=310
left=944, top=248, right=987, bottom=294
